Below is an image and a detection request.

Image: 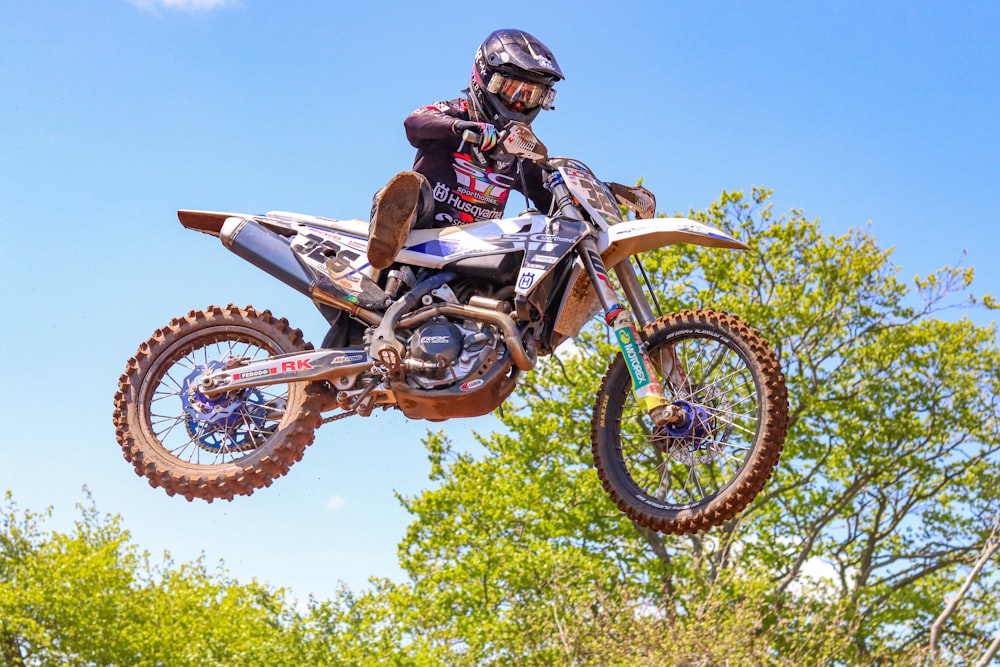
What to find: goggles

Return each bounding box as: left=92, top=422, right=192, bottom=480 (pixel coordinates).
left=486, top=72, right=556, bottom=110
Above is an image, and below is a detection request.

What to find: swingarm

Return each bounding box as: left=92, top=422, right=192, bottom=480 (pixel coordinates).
left=196, top=348, right=372, bottom=396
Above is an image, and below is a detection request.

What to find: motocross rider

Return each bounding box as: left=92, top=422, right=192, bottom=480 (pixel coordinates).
left=366, top=28, right=564, bottom=270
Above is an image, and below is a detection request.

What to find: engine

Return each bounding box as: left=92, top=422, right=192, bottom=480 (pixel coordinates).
left=404, top=318, right=503, bottom=390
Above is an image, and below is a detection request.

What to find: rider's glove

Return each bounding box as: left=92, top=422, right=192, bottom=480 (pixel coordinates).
left=453, top=121, right=499, bottom=152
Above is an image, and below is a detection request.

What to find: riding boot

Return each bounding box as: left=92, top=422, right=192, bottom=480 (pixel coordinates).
left=368, top=171, right=425, bottom=270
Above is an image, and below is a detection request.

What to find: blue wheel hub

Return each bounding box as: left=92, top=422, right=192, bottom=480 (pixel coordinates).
left=661, top=400, right=713, bottom=443
left=181, top=361, right=267, bottom=450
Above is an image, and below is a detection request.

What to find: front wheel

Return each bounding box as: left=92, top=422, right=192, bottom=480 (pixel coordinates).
left=591, top=309, right=788, bottom=534
left=113, top=304, right=323, bottom=501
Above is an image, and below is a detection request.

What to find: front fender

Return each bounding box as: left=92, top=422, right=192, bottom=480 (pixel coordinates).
left=597, top=217, right=749, bottom=268
left=552, top=218, right=749, bottom=341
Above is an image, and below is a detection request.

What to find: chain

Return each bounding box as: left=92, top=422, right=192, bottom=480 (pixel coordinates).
left=322, top=410, right=357, bottom=425
left=319, top=365, right=389, bottom=426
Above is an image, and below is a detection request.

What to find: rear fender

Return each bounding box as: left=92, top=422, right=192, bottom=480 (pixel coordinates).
left=178, top=209, right=243, bottom=237
left=178, top=209, right=327, bottom=237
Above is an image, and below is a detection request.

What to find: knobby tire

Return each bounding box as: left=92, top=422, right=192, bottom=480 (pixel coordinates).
left=591, top=309, right=788, bottom=534
left=113, top=304, right=324, bottom=501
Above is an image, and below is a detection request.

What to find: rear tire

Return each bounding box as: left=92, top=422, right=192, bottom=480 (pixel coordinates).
left=591, top=309, right=787, bottom=533
left=113, top=304, right=322, bottom=501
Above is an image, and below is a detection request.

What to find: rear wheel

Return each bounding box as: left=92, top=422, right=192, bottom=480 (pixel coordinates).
left=591, top=309, right=787, bottom=533
left=113, top=304, right=322, bottom=501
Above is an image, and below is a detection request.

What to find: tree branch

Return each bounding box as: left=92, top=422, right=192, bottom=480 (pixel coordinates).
left=929, top=516, right=1000, bottom=654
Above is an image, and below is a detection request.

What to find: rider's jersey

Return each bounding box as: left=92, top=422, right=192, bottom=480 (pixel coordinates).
left=404, top=98, right=553, bottom=227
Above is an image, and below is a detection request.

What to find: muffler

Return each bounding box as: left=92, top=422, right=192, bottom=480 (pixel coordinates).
left=220, top=216, right=314, bottom=296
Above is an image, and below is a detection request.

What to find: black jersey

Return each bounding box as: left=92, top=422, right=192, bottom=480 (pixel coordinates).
left=403, top=98, right=553, bottom=227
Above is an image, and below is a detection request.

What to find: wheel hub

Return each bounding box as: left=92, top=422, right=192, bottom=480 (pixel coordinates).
left=655, top=400, right=723, bottom=465
left=181, top=362, right=268, bottom=451
left=662, top=400, right=712, bottom=442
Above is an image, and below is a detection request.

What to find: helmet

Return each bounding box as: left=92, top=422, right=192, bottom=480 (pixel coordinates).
left=468, top=29, right=564, bottom=127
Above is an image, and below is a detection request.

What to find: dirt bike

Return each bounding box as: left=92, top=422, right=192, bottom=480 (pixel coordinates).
left=112, top=123, right=787, bottom=534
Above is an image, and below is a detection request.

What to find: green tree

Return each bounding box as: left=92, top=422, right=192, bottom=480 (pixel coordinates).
left=318, top=189, right=999, bottom=665
left=0, top=490, right=309, bottom=666
left=8, top=188, right=997, bottom=666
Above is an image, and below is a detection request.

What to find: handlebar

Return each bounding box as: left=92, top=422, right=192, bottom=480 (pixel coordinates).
left=453, top=121, right=547, bottom=162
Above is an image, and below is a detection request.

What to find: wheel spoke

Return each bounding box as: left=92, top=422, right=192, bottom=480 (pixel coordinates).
left=144, top=338, right=284, bottom=465
left=684, top=464, right=707, bottom=499
left=113, top=307, right=328, bottom=502
left=592, top=311, right=789, bottom=534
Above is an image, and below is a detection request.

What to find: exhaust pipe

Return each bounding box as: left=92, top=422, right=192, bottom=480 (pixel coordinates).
left=220, top=216, right=314, bottom=296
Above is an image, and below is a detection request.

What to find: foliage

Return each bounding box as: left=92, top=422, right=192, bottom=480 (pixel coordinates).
left=0, top=490, right=306, bottom=667
left=684, top=189, right=1000, bottom=661
left=6, top=189, right=999, bottom=665
left=332, top=188, right=1000, bottom=665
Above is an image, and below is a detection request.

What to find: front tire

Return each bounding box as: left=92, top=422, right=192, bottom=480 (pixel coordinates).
left=591, top=309, right=787, bottom=534
left=113, top=304, right=322, bottom=501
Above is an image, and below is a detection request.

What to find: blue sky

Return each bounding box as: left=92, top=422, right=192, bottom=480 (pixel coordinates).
left=1, top=1, right=997, bottom=600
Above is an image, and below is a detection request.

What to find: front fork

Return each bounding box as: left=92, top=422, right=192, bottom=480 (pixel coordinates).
left=577, top=239, right=684, bottom=427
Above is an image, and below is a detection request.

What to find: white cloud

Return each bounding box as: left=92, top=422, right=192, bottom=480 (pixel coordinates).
left=801, top=556, right=838, bottom=582
left=127, top=0, right=239, bottom=13
left=326, top=495, right=347, bottom=510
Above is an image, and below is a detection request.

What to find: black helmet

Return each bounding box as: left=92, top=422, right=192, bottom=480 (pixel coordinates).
left=468, top=29, right=564, bottom=127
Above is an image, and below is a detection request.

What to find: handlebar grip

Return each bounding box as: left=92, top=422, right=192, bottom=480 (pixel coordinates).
left=462, top=129, right=482, bottom=145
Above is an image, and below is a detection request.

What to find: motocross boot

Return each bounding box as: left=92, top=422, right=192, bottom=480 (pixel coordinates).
left=368, top=171, right=425, bottom=270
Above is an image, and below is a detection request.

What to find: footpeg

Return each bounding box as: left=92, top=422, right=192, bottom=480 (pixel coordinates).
left=377, top=346, right=402, bottom=370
